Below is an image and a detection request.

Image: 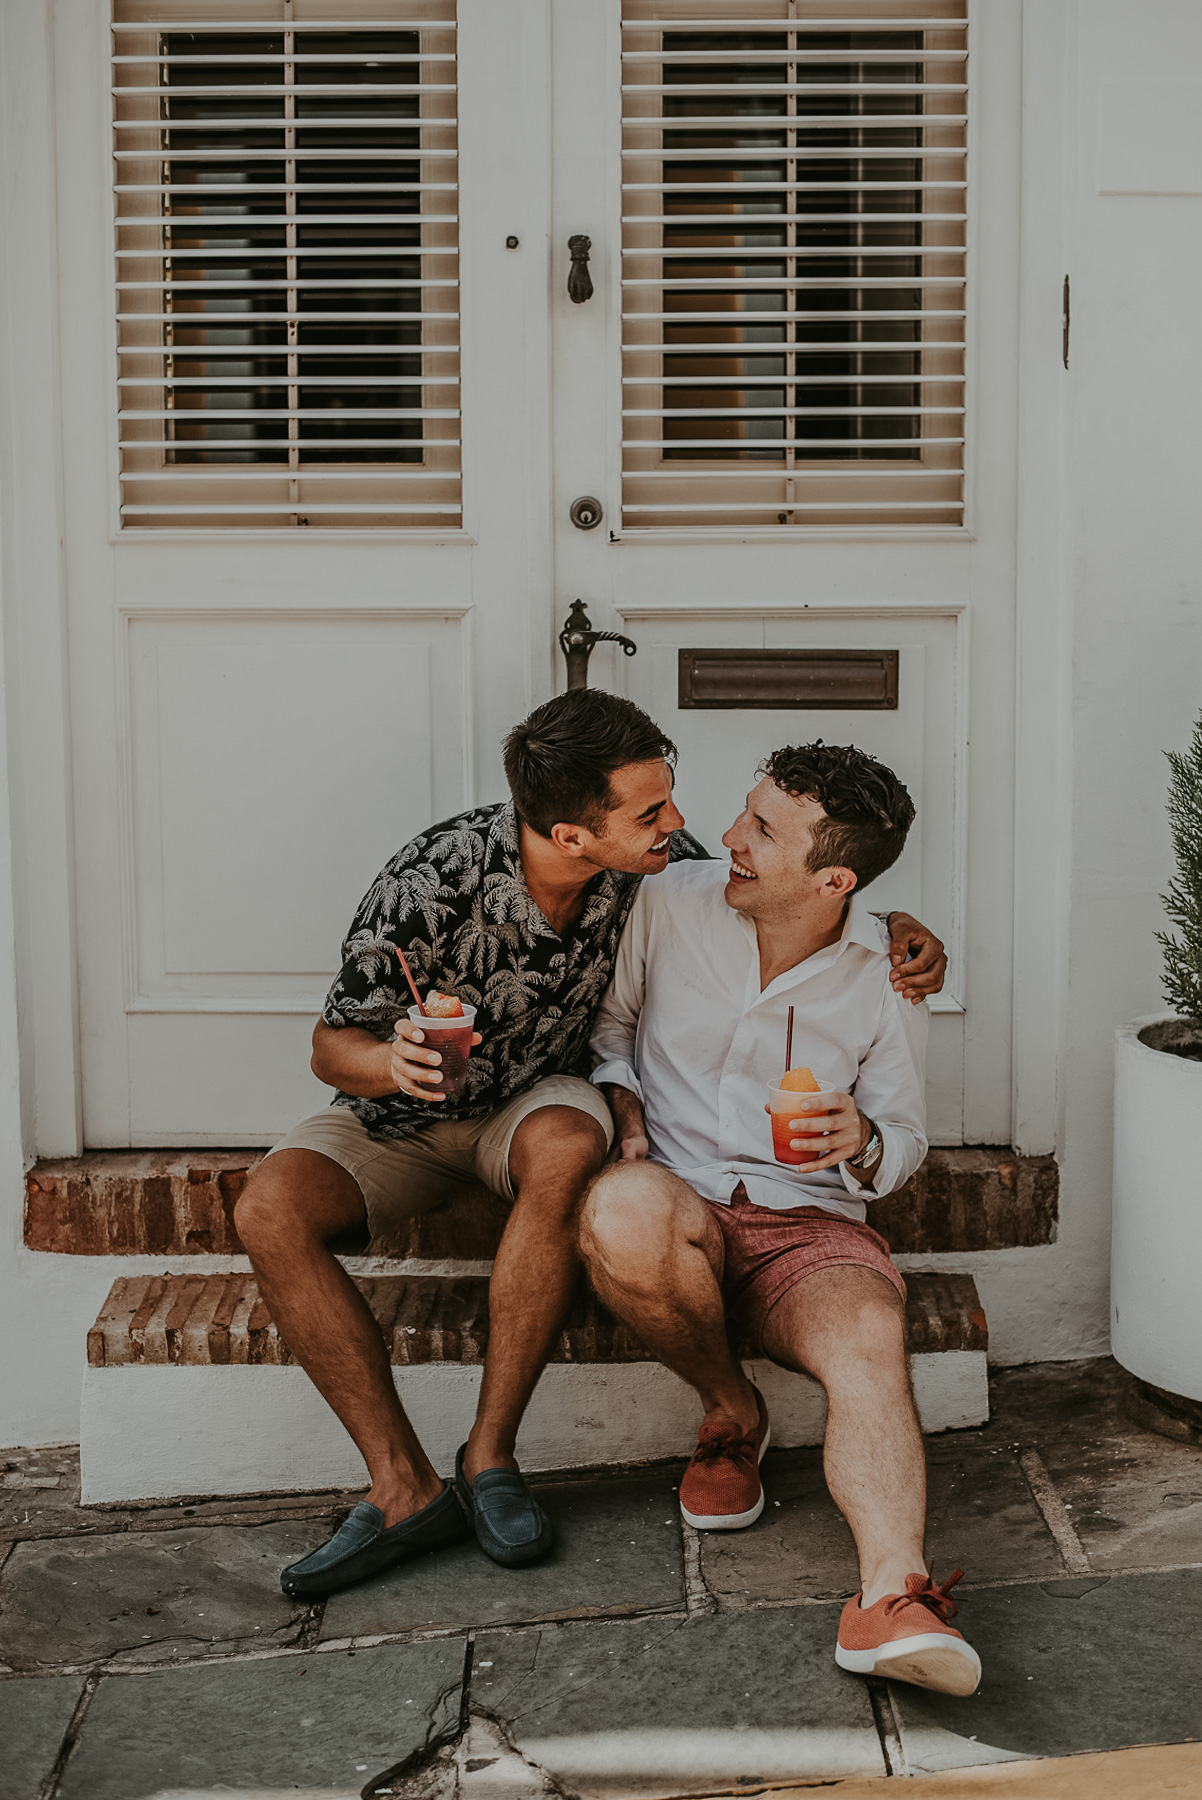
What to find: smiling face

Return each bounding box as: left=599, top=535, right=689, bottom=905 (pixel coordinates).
left=556, top=757, right=685, bottom=876
left=721, top=777, right=857, bottom=920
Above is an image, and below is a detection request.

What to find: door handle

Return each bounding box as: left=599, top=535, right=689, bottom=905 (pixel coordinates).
left=567, top=235, right=593, bottom=303
left=559, top=600, right=637, bottom=690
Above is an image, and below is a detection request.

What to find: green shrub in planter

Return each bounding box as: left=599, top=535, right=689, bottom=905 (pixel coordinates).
left=1150, top=710, right=1202, bottom=1062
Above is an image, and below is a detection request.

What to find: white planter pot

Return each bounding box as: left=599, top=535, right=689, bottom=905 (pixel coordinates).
left=1112, top=1016, right=1202, bottom=1402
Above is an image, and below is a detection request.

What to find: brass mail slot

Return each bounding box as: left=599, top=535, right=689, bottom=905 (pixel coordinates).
left=678, top=648, right=899, bottom=711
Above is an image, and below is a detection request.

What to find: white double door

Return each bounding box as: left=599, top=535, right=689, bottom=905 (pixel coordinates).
left=56, top=0, right=1019, bottom=1149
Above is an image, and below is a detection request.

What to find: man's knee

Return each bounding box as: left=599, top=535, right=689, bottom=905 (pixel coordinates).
left=806, top=1280, right=909, bottom=1382
left=847, top=1290, right=908, bottom=1366
left=233, top=1151, right=364, bottom=1259
left=509, top=1106, right=608, bottom=1201
left=579, top=1162, right=677, bottom=1271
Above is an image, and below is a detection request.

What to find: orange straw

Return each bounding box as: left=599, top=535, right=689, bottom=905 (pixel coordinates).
left=785, top=1004, right=794, bottom=1078
left=393, top=946, right=427, bottom=1015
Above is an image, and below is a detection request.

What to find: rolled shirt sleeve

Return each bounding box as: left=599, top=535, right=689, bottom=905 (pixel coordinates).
left=840, top=983, right=929, bottom=1200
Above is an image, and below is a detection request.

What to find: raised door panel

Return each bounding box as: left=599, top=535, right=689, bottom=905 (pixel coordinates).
left=123, top=611, right=467, bottom=1005
left=88, top=609, right=471, bottom=1146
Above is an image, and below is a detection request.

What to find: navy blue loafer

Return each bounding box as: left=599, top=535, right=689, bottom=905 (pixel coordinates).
left=280, top=1482, right=470, bottom=1599
left=453, top=1443, right=553, bottom=1567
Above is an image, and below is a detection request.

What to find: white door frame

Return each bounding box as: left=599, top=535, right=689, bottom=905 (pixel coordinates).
left=1010, top=0, right=1074, bottom=1159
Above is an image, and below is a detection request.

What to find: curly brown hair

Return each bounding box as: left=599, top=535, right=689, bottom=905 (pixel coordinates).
left=760, top=741, right=915, bottom=889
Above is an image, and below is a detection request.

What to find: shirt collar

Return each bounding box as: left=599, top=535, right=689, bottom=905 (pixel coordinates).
left=744, top=890, right=885, bottom=1006
left=844, top=891, right=887, bottom=955
left=482, top=802, right=630, bottom=939
left=482, top=803, right=540, bottom=928
left=485, top=801, right=522, bottom=879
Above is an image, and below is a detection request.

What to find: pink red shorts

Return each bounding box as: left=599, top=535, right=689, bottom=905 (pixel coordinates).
left=708, top=1186, right=906, bottom=1355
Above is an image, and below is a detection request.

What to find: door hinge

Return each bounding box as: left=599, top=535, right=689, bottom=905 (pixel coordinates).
left=1062, top=274, right=1070, bottom=370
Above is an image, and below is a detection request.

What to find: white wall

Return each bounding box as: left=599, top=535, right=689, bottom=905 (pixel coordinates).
left=0, top=0, right=89, bottom=1448
left=1052, top=0, right=1202, bottom=1362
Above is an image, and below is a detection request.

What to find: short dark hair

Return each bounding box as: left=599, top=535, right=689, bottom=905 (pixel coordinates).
left=503, top=689, right=677, bottom=839
left=761, top=741, right=915, bottom=890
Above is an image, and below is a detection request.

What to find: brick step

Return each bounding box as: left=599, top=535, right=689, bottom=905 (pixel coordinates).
left=86, top=1269, right=987, bottom=1369
left=80, top=1271, right=989, bottom=1505
left=29, top=1144, right=1057, bottom=1259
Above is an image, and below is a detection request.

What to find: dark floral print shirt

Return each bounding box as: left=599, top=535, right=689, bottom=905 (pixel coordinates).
left=323, top=801, right=709, bottom=1139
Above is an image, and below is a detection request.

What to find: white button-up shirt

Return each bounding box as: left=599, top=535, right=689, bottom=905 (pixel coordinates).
left=590, top=860, right=928, bottom=1221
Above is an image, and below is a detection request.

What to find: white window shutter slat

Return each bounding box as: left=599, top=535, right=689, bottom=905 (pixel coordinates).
left=621, top=0, right=967, bottom=530
left=112, top=1, right=459, bottom=529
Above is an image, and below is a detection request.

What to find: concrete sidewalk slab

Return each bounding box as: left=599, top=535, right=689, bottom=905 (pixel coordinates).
left=471, top=1606, right=886, bottom=1797
left=698, top=1444, right=859, bottom=1608
left=988, top=1360, right=1202, bottom=1571
left=922, top=1437, right=1068, bottom=1583
left=0, top=1522, right=326, bottom=1670
left=889, top=1568, right=1202, bottom=1773
left=699, top=1437, right=1063, bottom=1612
left=0, top=1675, right=85, bottom=1800
left=322, top=1472, right=685, bottom=1641
left=57, top=1640, right=465, bottom=1800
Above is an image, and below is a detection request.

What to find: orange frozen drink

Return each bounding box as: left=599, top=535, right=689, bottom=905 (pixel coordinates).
left=768, top=1067, right=832, bottom=1165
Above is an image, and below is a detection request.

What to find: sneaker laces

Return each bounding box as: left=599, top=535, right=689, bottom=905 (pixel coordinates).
left=688, top=1416, right=757, bottom=1472
left=884, top=1568, right=964, bottom=1624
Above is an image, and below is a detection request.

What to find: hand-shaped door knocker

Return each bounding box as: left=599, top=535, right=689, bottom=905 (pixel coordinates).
left=567, top=235, right=594, bottom=304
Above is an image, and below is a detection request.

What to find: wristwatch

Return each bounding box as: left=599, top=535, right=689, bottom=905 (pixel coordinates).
left=851, top=1118, right=884, bottom=1176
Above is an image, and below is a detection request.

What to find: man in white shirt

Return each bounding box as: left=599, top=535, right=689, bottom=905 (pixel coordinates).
left=582, top=742, right=981, bottom=1699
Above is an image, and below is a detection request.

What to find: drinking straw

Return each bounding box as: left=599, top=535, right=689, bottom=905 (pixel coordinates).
left=393, top=945, right=427, bottom=1015
left=785, top=1004, right=794, bottom=1077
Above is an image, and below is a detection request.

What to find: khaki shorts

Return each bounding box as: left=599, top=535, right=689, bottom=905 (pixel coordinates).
left=268, top=1075, right=614, bottom=1240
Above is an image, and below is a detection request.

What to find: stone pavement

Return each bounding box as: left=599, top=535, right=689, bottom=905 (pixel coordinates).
left=2, top=1358, right=1201, bottom=1799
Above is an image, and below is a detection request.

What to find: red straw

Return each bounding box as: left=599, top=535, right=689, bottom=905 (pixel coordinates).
left=393, top=945, right=427, bottom=1015
left=785, top=1004, right=794, bottom=1078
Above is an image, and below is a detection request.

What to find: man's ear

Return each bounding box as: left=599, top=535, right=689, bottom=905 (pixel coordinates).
left=549, top=821, right=589, bottom=858
left=822, top=866, right=859, bottom=898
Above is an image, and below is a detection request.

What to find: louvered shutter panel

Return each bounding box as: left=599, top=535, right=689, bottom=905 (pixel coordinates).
left=112, top=0, right=459, bottom=528
left=621, top=0, right=967, bottom=530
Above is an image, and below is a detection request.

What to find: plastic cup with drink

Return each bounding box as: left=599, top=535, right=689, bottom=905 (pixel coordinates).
left=767, top=1066, right=836, bottom=1165
left=407, top=992, right=477, bottom=1100
left=390, top=948, right=478, bottom=1102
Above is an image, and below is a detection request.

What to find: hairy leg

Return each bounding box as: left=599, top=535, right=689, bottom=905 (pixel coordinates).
left=579, top=1162, right=758, bottom=1436
left=463, top=1107, right=607, bottom=1480
left=761, top=1266, right=926, bottom=1605
left=234, top=1150, right=442, bottom=1526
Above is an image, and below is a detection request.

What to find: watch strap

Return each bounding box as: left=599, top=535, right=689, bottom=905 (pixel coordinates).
left=854, top=1120, right=884, bottom=1172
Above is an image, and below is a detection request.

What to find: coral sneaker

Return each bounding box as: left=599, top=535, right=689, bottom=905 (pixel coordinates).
left=679, top=1388, right=771, bottom=1530
left=836, top=1569, right=981, bottom=1696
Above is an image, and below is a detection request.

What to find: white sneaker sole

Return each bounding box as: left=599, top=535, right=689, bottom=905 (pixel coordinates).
left=836, top=1630, right=982, bottom=1697
left=679, top=1420, right=772, bottom=1531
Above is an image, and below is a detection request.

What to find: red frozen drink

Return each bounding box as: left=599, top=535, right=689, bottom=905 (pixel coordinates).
left=408, top=997, right=477, bottom=1101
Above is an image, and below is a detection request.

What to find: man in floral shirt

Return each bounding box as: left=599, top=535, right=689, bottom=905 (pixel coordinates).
left=318, top=797, right=707, bottom=1139
left=234, top=690, right=947, bottom=1598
